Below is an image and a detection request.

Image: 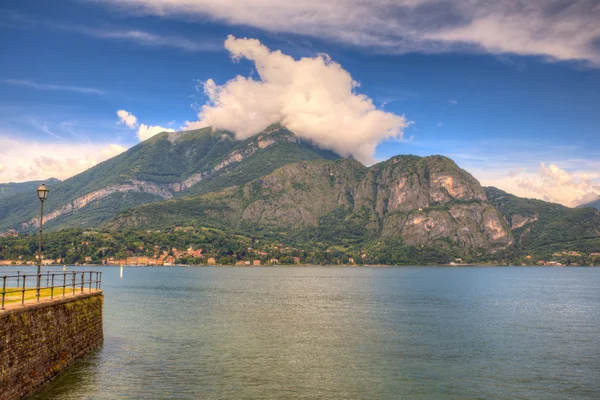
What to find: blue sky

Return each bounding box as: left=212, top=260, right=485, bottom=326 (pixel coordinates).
left=1, top=0, right=599, bottom=206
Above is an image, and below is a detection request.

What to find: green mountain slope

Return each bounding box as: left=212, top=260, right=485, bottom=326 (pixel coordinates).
left=0, top=124, right=338, bottom=233
left=106, top=155, right=513, bottom=255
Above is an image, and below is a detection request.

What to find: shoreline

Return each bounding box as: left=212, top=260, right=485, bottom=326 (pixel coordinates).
left=1, top=264, right=598, bottom=268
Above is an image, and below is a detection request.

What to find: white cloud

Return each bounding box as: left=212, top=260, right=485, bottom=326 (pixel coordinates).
left=181, top=120, right=207, bottom=131
left=1, top=79, right=107, bottom=95
left=93, top=0, right=600, bottom=66
left=117, top=110, right=174, bottom=141
left=1, top=12, right=221, bottom=53
left=71, top=26, right=220, bottom=52
left=116, top=110, right=138, bottom=129
left=448, top=100, right=458, bottom=105
left=425, top=9, right=600, bottom=65
left=187, top=35, right=409, bottom=163
left=0, top=163, right=4, bottom=173
left=0, top=137, right=127, bottom=183
left=137, top=124, right=174, bottom=141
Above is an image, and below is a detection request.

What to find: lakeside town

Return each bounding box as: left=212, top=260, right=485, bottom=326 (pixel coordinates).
left=2, top=227, right=599, bottom=267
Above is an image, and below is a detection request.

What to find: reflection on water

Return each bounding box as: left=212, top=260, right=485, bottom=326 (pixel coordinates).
left=3, top=266, right=597, bottom=399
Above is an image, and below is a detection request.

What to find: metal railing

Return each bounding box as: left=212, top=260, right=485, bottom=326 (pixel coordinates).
left=1, top=270, right=102, bottom=311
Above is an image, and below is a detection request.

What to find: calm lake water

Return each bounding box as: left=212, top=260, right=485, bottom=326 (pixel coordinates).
left=3, top=266, right=600, bottom=399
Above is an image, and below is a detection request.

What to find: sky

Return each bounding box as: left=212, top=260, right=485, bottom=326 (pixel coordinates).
left=1, top=0, right=599, bottom=207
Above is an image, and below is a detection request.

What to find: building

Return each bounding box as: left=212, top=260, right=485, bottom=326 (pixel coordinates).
left=187, top=247, right=204, bottom=258
left=126, top=257, right=138, bottom=265
left=293, top=257, right=301, bottom=264
left=207, top=257, right=217, bottom=265
left=164, top=256, right=176, bottom=266
left=192, top=250, right=203, bottom=258
left=137, top=256, right=149, bottom=265
left=253, top=260, right=261, bottom=266
left=544, top=261, right=563, bottom=266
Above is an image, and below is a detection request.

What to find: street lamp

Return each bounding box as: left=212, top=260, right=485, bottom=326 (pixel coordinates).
left=36, top=183, right=49, bottom=302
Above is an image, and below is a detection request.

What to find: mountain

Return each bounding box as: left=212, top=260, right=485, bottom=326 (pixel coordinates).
left=485, top=187, right=600, bottom=250
left=2, top=124, right=599, bottom=263
left=0, top=124, right=338, bottom=232
left=106, top=155, right=513, bottom=254
left=578, top=198, right=600, bottom=211
left=0, top=178, right=61, bottom=200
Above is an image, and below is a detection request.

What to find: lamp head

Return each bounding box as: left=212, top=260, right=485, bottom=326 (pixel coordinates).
left=37, top=183, right=49, bottom=201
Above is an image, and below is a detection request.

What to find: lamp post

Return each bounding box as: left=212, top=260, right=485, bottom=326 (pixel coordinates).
left=36, top=183, right=49, bottom=302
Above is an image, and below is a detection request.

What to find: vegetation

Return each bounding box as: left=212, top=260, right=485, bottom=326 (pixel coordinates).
left=0, top=227, right=478, bottom=266
left=2, top=224, right=598, bottom=266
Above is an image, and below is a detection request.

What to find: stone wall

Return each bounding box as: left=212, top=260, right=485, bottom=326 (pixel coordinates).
left=0, top=292, right=103, bottom=400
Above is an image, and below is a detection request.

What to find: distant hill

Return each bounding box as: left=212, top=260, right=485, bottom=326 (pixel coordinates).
left=485, top=187, right=600, bottom=251
left=578, top=198, right=600, bottom=211
left=0, top=124, right=338, bottom=232
left=0, top=178, right=61, bottom=200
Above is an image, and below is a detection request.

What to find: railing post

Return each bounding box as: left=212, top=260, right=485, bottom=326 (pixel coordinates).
left=16, top=271, right=20, bottom=286
left=46, top=271, right=49, bottom=287
left=36, top=272, right=40, bottom=302
left=81, top=273, right=84, bottom=293
left=99, top=272, right=102, bottom=289
left=72, top=271, right=76, bottom=295
left=89, top=271, right=92, bottom=292
left=63, top=273, right=66, bottom=297
left=22, top=275, right=26, bottom=305
left=51, top=273, right=55, bottom=299
left=1, top=276, right=6, bottom=310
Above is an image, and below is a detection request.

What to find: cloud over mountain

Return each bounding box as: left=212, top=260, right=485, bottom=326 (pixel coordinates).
left=511, top=162, right=600, bottom=207
left=185, top=35, right=409, bottom=163
left=116, top=110, right=138, bottom=128
left=117, top=109, right=174, bottom=141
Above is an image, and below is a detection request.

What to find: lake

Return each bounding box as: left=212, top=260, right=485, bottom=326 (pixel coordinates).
left=3, top=266, right=599, bottom=399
